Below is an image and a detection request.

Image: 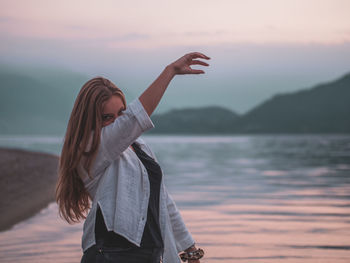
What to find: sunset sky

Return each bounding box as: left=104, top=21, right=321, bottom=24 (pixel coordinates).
left=1, top=0, right=350, bottom=113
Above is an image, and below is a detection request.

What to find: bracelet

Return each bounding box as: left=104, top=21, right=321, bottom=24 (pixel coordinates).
left=179, top=248, right=204, bottom=262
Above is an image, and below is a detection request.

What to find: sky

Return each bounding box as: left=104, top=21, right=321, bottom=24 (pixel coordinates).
left=1, top=0, right=350, bottom=114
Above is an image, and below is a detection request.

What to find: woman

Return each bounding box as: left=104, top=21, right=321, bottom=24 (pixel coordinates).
left=55, top=52, right=210, bottom=263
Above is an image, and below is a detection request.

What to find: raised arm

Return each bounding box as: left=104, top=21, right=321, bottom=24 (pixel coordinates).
left=96, top=52, right=210, bottom=169
left=139, top=52, right=210, bottom=116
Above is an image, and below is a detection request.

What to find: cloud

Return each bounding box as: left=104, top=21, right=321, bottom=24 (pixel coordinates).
left=110, top=33, right=150, bottom=41
left=182, top=31, right=227, bottom=37
left=0, top=16, right=13, bottom=23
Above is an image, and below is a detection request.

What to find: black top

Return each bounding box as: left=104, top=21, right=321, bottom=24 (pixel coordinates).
left=95, top=142, right=164, bottom=249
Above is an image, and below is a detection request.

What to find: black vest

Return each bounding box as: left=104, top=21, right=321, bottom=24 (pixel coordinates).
left=95, top=142, right=164, bottom=249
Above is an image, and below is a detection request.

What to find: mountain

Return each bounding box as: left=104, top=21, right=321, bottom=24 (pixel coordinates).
left=148, top=106, right=239, bottom=134
left=0, top=65, right=132, bottom=136
left=1, top=64, right=349, bottom=135
left=0, top=66, right=87, bottom=135
left=234, top=72, right=350, bottom=133
left=149, top=72, right=350, bottom=134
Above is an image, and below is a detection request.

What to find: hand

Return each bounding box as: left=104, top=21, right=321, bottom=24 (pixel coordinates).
left=168, top=52, right=210, bottom=75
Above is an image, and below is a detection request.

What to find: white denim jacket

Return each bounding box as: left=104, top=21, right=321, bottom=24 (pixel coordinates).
left=77, top=98, right=195, bottom=263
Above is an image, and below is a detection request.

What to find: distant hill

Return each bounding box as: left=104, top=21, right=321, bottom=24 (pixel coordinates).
left=233, top=72, right=350, bottom=133
left=149, top=72, right=350, bottom=134
left=148, top=106, right=239, bottom=134
left=0, top=65, right=132, bottom=136
left=0, top=66, right=87, bottom=135
left=1, top=65, right=349, bottom=135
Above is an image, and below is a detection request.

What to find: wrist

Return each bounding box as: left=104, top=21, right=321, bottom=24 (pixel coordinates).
left=165, top=64, right=176, bottom=77
left=184, top=244, right=196, bottom=252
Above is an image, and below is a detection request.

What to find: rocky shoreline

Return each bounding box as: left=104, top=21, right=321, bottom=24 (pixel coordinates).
left=0, top=147, right=59, bottom=231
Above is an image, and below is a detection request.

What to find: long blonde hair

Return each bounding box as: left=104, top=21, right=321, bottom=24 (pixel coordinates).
left=55, top=77, right=126, bottom=223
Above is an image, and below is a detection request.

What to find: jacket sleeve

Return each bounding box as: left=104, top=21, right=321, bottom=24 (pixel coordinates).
left=165, top=185, right=196, bottom=253
left=93, top=98, right=154, bottom=173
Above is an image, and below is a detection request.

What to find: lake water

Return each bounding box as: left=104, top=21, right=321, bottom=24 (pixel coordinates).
left=0, top=134, right=349, bottom=262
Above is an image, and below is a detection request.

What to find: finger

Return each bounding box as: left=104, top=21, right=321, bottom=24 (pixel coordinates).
left=190, top=60, right=209, bottom=66
left=188, top=52, right=210, bottom=60
left=189, top=69, right=205, bottom=74
left=191, top=52, right=210, bottom=59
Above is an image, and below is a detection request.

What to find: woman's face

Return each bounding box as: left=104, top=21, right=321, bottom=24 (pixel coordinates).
left=101, top=95, right=126, bottom=127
